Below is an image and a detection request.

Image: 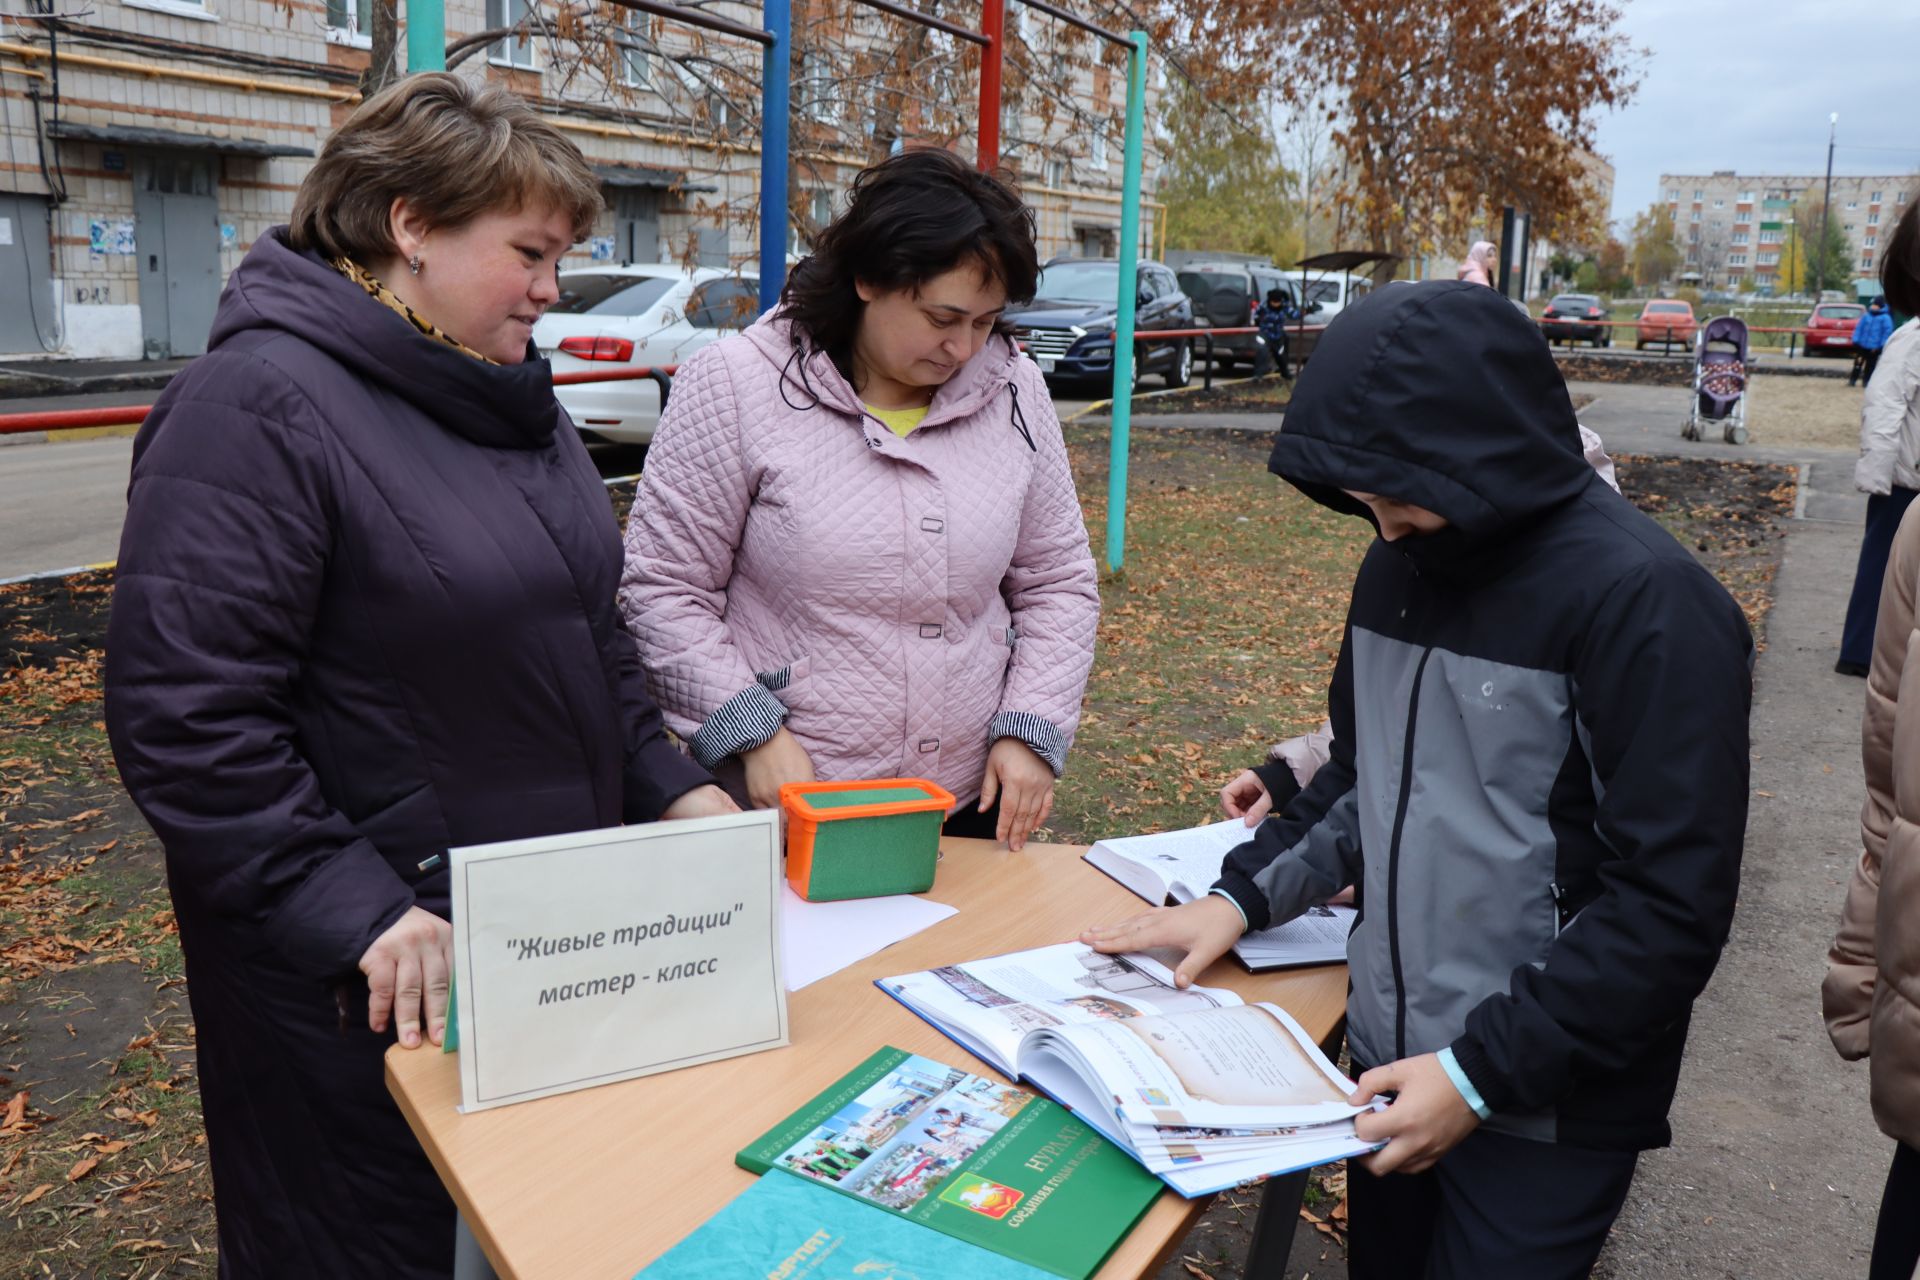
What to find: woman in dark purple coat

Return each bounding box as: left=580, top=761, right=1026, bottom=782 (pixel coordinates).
left=103, top=74, right=735, bottom=1279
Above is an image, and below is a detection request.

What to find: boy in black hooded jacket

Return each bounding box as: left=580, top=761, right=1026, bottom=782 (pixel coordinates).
left=1085, top=280, right=1752, bottom=1278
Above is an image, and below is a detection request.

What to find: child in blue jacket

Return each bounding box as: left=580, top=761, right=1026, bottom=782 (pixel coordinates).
left=1853, top=297, right=1895, bottom=387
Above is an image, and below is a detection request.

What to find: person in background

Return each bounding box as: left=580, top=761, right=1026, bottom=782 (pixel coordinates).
left=1087, top=281, right=1752, bottom=1279
left=103, top=75, right=731, bottom=1279
left=1252, top=285, right=1299, bottom=379
left=622, top=149, right=1100, bottom=851
left=1851, top=296, right=1895, bottom=388
left=1825, top=190, right=1920, bottom=1280
left=1457, top=240, right=1497, bottom=287
left=1838, top=229, right=1920, bottom=677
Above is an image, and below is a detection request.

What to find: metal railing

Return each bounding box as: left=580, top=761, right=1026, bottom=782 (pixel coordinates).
left=0, top=365, right=679, bottom=436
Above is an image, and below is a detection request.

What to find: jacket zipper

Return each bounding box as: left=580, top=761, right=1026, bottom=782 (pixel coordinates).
left=1385, top=646, right=1433, bottom=1062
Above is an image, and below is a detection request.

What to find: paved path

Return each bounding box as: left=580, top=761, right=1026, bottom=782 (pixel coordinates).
left=0, top=434, right=134, bottom=580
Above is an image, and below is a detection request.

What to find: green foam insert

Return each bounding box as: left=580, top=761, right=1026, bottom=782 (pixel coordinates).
left=802, top=809, right=943, bottom=901
left=799, top=785, right=932, bottom=811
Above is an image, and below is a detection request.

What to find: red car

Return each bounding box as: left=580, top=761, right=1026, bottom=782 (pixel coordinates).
left=1636, top=300, right=1697, bottom=350
left=1803, top=302, right=1865, bottom=356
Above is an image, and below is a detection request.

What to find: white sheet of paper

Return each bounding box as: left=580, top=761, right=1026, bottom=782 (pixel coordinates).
left=779, top=886, right=957, bottom=991
left=451, top=809, right=787, bottom=1112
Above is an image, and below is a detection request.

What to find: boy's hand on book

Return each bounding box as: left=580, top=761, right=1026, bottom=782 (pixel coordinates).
left=1079, top=895, right=1245, bottom=988
left=1349, top=1054, right=1481, bottom=1176
left=1219, top=770, right=1273, bottom=827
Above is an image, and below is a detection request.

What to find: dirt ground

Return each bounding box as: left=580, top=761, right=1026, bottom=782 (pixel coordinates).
left=1741, top=374, right=1866, bottom=451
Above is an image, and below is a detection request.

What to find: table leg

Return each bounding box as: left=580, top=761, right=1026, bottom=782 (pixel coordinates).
left=1242, top=1168, right=1309, bottom=1277
left=455, top=1212, right=501, bottom=1280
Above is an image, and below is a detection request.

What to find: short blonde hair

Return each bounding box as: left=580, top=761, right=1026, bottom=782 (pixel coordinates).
left=290, top=72, right=602, bottom=263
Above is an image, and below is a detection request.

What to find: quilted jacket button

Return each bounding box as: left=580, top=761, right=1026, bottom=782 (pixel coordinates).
left=918, top=738, right=940, bottom=753
left=920, top=623, right=943, bottom=638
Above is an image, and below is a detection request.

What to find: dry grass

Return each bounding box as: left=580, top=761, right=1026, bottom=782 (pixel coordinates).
left=1746, top=374, right=1865, bottom=451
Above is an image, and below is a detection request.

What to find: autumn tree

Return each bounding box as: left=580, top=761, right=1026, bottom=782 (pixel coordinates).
left=1628, top=202, right=1679, bottom=288
left=1597, top=237, right=1628, bottom=293
left=1785, top=195, right=1855, bottom=297
left=1257, top=0, right=1636, bottom=277
left=1157, top=80, right=1298, bottom=261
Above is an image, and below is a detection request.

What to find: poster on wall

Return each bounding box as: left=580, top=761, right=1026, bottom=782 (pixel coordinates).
left=88, top=220, right=136, bottom=257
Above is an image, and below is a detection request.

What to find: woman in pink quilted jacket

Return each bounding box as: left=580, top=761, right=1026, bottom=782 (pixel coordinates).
left=620, top=149, right=1101, bottom=851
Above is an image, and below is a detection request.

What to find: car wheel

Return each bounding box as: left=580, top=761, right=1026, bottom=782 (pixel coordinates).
left=1166, top=341, right=1193, bottom=389
left=1635, top=339, right=1644, bottom=351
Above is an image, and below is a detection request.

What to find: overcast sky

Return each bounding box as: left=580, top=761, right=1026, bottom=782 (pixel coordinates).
left=1593, top=0, right=1920, bottom=233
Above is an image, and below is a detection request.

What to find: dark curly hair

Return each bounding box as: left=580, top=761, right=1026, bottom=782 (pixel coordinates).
left=1885, top=190, right=1919, bottom=319
left=779, top=148, right=1039, bottom=373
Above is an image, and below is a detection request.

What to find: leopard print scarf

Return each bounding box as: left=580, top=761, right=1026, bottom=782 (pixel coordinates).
left=332, top=257, right=500, bottom=366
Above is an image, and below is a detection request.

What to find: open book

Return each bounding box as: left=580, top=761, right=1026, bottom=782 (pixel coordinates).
left=876, top=942, right=1378, bottom=1197
left=1084, top=820, right=1355, bottom=970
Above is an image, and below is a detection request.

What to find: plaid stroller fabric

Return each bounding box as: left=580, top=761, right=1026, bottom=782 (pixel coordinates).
left=1701, top=360, right=1746, bottom=401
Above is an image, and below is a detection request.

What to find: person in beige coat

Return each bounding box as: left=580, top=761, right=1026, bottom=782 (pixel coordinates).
left=1825, top=189, right=1920, bottom=1280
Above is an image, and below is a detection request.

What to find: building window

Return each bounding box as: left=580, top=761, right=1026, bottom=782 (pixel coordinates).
left=1846, top=201, right=1858, bottom=210
left=1758, top=252, right=1779, bottom=266
left=800, top=50, right=830, bottom=122
left=1728, top=253, right=1746, bottom=266
left=326, top=0, right=371, bottom=44
left=619, top=9, right=650, bottom=86
left=1712, top=199, right=1723, bottom=209
left=1693, top=188, right=1703, bottom=200
left=1090, top=131, right=1107, bottom=171
left=1731, top=231, right=1749, bottom=245
left=1868, top=211, right=1880, bottom=225
left=1737, top=190, right=1753, bottom=202
left=1863, top=253, right=1875, bottom=268
left=1871, top=190, right=1882, bottom=203
left=1690, top=209, right=1700, bottom=222
left=1042, top=156, right=1066, bottom=188
left=1667, top=188, right=1680, bottom=201
left=1758, top=229, right=1782, bottom=244
left=1867, top=233, right=1877, bottom=247
left=488, top=0, right=536, bottom=68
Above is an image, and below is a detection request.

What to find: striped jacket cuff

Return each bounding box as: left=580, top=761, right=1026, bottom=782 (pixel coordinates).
left=1437, top=1046, right=1493, bottom=1120
left=688, top=683, right=788, bottom=769
left=989, top=711, right=1069, bottom=776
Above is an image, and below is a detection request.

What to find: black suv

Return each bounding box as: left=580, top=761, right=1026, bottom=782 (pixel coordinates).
left=1004, top=259, right=1196, bottom=389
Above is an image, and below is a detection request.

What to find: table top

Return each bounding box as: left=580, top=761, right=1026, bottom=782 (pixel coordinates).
left=386, top=836, right=1348, bottom=1280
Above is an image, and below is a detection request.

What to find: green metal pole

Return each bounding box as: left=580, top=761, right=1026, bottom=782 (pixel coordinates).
left=1104, top=30, right=1147, bottom=572
left=408, top=0, right=446, bottom=72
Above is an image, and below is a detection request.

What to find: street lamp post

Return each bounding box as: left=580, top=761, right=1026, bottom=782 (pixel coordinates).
left=1817, top=112, right=1837, bottom=298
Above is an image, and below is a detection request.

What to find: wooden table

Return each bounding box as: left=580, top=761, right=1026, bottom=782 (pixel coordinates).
left=387, top=837, right=1348, bottom=1279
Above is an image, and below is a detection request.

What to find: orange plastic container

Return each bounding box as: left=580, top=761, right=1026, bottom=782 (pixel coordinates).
left=778, top=778, right=956, bottom=902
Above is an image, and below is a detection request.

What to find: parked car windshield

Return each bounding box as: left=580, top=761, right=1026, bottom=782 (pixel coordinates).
left=1034, top=262, right=1120, bottom=304
left=551, top=273, right=679, bottom=317
left=1647, top=302, right=1691, bottom=314
left=1814, top=304, right=1863, bottom=321
left=1551, top=295, right=1599, bottom=310
left=1177, top=269, right=1246, bottom=298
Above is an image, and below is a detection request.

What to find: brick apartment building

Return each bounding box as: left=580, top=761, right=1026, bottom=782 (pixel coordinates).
left=0, top=0, right=1162, bottom=360
left=1658, top=169, right=1913, bottom=293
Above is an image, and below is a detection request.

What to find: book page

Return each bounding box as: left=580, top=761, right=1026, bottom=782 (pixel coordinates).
left=1048, top=1003, right=1365, bottom=1128
left=877, top=943, right=1241, bottom=1076
left=1088, top=820, right=1256, bottom=901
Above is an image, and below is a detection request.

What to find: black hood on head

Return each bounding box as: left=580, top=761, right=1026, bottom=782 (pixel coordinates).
left=1268, top=280, right=1594, bottom=546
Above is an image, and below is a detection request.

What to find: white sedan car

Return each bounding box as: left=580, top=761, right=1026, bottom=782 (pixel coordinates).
left=535, top=265, right=761, bottom=445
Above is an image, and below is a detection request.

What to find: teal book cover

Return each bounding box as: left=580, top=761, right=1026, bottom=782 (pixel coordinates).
left=737, top=1047, right=1161, bottom=1279
left=637, top=1169, right=1055, bottom=1280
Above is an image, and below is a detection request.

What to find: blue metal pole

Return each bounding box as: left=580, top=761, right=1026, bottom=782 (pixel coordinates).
left=759, top=0, right=792, bottom=314
left=1104, top=30, right=1147, bottom=572
left=407, top=0, right=445, bottom=72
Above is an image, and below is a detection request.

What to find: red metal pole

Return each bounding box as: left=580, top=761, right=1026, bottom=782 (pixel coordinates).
left=977, top=0, right=1004, bottom=171
left=0, top=405, right=152, bottom=435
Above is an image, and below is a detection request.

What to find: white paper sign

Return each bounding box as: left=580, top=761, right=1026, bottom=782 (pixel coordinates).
left=451, top=809, right=787, bottom=1112
left=0, top=217, right=12, bottom=246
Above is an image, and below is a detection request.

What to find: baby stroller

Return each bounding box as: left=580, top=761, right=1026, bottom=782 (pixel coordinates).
left=1682, top=315, right=1750, bottom=444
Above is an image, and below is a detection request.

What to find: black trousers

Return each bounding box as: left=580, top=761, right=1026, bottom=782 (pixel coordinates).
left=1852, top=345, right=1883, bottom=386
left=1346, top=1126, right=1639, bottom=1280
left=1839, top=486, right=1920, bottom=668
left=941, top=798, right=1003, bottom=841
left=1870, top=1141, right=1920, bottom=1280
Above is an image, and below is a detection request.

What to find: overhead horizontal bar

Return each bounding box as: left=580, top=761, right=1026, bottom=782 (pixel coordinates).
left=848, top=0, right=990, bottom=46
left=1009, top=0, right=1129, bottom=47
left=600, top=0, right=775, bottom=46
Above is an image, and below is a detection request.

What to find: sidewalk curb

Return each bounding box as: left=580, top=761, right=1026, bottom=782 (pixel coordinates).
left=0, top=369, right=178, bottom=401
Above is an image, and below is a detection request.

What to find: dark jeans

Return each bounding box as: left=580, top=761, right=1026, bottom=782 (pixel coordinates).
left=1346, top=1126, right=1638, bottom=1280
left=1852, top=346, right=1884, bottom=386
left=1870, top=1141, right=1920, bottom=1280
left=1840, top=486, right=1920, bottom=668
left=941, top=798, right=1003, bottom=841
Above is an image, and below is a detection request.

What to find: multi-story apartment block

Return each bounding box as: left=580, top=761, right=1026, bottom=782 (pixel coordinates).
left=0, top=0, right=1160, bottom=359
left=1657, top=169, right=1913, bottom=292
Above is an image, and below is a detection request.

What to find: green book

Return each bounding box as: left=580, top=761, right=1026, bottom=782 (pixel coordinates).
left=737, top=1046, right=1162, bottom=1280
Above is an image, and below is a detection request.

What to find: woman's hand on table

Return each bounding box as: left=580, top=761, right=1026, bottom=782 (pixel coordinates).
left=978, top=738, right=1054, bottom=852
left=360, top=905, right=453, bottom=1049
left=1079, top=895, right=1246, bottom=988
left=660, top=784, right=741, bottom=821
left=741, top=727, right=816, bottom=810
left=1220, top=769, right=1273, bottom=826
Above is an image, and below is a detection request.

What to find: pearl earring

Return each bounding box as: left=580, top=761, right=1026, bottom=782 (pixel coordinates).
left=408, top=255, right=421, bottom=275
